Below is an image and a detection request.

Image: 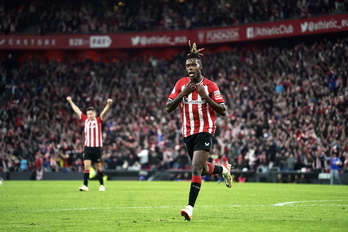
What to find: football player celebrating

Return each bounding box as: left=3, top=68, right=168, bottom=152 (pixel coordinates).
left=166, top=42, right=232, bottom=221
left=67, top=96, right=112, bottom=192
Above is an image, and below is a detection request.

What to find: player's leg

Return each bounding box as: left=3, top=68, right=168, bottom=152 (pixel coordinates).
left=189, top=149, right=210, bottom=205
left=204, top=161, right=232, bottom=188
left=181, top=149, right=209, bottom=221
left=93, top=147, right=105, bottom=191
left=79, top=147, right=91, bottom=191
left=196, top=132, right=233, bottom=188
left=79, top=159, right=91, bottom=191
left=94, top=162, right=105, bottom=191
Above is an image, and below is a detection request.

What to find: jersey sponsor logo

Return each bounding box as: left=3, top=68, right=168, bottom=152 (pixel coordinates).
left=87, top=121, right=97, bottom=129
left=184, top=98, right=206, bottom=104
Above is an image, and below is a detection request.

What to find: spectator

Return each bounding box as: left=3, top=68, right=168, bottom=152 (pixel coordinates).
left=1, top=0, right=347, bottom=34
left=329, top=148, right=342, bottom=185
left=19, top=156, right=28, bottom=172
left=137, top=146, right=149, bottom=169
left=1, top=34, right=348, bottom=180
left=237, top=174, right=246, bottom=183
left=35, top=152, right=43, bottom=180
left=284, top=153, right=296, bottom=171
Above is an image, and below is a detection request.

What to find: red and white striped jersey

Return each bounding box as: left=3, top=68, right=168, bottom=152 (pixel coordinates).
left=81, top=114, right=103, bottom=147
left=168, top=77, right=225, bottom=137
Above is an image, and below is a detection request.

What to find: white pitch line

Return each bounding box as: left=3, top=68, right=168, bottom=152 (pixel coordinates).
left=5, top=200, right=348, bottom=213
left=273, top=199, right=344, bottom=206
left=8, top=206, right=171, bottom=212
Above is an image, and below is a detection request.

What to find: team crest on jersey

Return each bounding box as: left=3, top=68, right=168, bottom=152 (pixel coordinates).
left=214, top=90, right=222, bottom=100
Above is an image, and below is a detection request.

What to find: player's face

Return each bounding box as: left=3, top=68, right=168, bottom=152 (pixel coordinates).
left=86, top=110, right=96, bottom=120
left=186, top=58, right=202, bottom=82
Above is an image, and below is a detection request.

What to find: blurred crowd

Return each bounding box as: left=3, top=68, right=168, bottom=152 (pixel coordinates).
left=1, top=34, right=348, bottom=176
left=0, top=0, right=347, bottom=34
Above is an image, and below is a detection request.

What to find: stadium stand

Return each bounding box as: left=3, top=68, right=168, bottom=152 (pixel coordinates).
left=0, top=0, right=347, bottom=183
left=0, top=0, right=347, bottom=34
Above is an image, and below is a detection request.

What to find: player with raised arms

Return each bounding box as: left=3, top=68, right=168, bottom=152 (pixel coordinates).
left=67, top=96, right=113, bottom=191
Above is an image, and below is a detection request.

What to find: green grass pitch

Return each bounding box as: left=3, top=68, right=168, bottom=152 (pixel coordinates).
left=0, top=180, right=347, bottom=232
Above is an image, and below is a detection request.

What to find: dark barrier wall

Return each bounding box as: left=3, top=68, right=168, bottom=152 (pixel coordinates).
left=1, top=171, right=347, bottom=185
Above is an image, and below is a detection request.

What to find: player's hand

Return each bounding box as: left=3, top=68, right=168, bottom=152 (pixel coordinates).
left=195, top=83, right=208, bottom=99
left=182, top=82, right=195, bottom=96
left=107, top=99, right=113, bottom=104
left=66, top=96, right=72, bottom=102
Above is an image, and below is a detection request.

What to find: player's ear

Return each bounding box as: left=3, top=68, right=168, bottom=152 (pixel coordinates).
left=198, top=60, right=203, bottom=69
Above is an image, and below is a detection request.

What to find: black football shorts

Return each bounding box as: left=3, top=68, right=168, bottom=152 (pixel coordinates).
left=83, top=147, right=102, bottom=163
left=183, top=132, right=213, bottom=160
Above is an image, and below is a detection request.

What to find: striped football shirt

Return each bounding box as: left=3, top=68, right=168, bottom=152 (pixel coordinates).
left=168, top=77, right=224, bottom=137
left=80, top=114, right=103, bottom=147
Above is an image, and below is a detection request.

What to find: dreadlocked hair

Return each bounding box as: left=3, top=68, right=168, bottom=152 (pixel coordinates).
left=187, top=40, right=204, bottom=60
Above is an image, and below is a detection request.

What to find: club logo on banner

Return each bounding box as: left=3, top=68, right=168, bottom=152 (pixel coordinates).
left=246, top=27, right=254, bottom=39
left=197, top=31, right=205, bottom=43
left=246, top=24, right=293, bottom=39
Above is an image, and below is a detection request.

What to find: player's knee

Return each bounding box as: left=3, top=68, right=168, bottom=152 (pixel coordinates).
left=192, top=163, right=204, bottom=175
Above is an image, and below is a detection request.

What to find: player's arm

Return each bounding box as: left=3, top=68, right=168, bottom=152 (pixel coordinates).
left=66, top=96, right=82, bottom=118
left=166, top=83, right=195, bottom=113
left=100, top=99, right=113, bottom=120
left=205, top=98, right=226, bottom=116
left=166, top=95, right=183, bottom=113
left=195, top=84, right=226, bottom=116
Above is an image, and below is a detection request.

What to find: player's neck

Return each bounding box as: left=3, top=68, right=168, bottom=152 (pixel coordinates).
left=191, top=75, right=204, bottom=84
